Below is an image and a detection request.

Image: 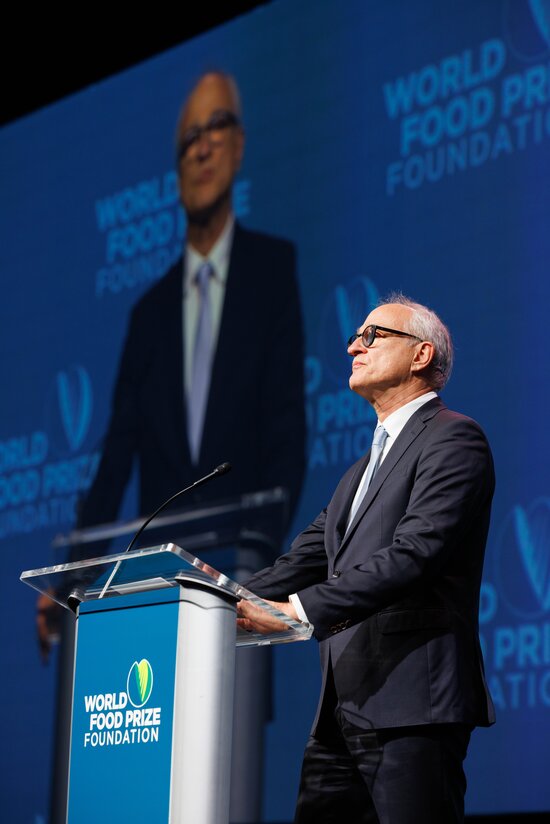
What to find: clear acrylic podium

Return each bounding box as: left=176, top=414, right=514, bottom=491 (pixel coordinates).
left=22, top=543, right=312, bottom=824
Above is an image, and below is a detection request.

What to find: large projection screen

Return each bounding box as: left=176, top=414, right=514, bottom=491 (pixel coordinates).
left=1, top=1, right=549, bottom=820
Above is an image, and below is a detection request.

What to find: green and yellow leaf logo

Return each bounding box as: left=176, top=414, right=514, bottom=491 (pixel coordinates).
left=127, top=659, right=153, bottom=707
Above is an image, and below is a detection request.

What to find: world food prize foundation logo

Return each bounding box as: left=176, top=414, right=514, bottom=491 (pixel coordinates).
left=83, top=658, right=161, bottom=749
left=127, top=659, right=154, bottom=707
left=93, top=170, right=250, bottom=298
left=0, top=364, right=99, bottom=540
left=383, top=1, right=550, bottom=195
left=307, top=277, right=378, bottom=471
left=480, top=498, right=550, bottom=712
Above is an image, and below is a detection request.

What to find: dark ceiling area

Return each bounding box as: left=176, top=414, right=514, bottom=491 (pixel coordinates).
left=2, top=2, right=268, bottom=127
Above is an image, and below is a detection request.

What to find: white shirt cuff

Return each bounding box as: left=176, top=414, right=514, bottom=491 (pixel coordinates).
left=289, top=593, right=312, bottom=626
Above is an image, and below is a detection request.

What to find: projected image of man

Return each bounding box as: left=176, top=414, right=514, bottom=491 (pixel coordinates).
left=77, top=72, right=306, bottom=539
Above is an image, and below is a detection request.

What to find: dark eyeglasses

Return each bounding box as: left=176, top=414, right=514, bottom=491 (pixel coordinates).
left=177, top=109, right=240, bottom=160
left=347, top=325, right=423, bottom=349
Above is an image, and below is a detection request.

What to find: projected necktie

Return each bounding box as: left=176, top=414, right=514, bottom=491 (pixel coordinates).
left=188, top=262, right=214, bottom=464
left=346, top=423, right=388, bottom=531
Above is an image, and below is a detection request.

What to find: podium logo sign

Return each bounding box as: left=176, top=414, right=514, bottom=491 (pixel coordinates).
left=127, top=659, right=154, bottom=707
left=81, top=659, right=161, bottom=749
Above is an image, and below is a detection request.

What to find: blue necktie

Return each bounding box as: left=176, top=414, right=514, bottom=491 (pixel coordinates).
left=346, top=423, right=388, bottom=531
left=188, top=262, right=214, bottom=463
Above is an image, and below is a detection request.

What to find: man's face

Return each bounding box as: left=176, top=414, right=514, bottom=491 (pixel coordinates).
left=348, top=304, right=419, bottom=400
left=176, top=74, right=244, bottom=221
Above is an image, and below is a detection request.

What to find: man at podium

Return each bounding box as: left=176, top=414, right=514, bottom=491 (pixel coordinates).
left=239, top=295, right=495, bottom=824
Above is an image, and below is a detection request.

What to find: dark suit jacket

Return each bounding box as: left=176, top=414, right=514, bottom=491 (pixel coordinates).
left=79, top=223, right=306, bottom=532
left=246, top=397, right=496, bottom=731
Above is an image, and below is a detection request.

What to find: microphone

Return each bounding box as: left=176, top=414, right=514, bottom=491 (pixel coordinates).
left=125, top=462, right=232, bottom=554
left=97, top=463, right=232, bottom=599
left=212, top=462, right=231, bottom=477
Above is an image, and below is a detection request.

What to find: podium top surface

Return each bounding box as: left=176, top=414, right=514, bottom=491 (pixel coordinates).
left=21, top=542, right=313, bottom=647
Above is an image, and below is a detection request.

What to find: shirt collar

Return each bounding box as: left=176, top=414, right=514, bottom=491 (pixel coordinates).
left=184, top=213, right=235, bottom=292
left=380, top=391, right=438, bottom=442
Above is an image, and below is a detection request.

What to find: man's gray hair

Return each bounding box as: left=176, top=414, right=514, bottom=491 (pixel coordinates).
left=175, top=71, right=243, bottom=160
left=177, top=71, right=242, bottom=130
left=380, top=293, right=454, bottom=390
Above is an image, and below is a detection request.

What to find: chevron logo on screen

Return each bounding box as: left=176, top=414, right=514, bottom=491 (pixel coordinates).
left=513, top=502, right=550, bottom=611
left=318, top=276, right=380, bottom=387
left=334, top=277, right=380, bottom=349
left=495, top=497, right=550, bottom=618
left=530, top=0, right=550, bottom=47
left=127, top=659, right=154, bottom=707
left=56, top=366, right=92, bottom=452
left=480, top=498, right=550, bottom=713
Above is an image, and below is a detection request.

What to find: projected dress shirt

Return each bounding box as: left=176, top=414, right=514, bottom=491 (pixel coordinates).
left=183, top=214, right=235, bottom=401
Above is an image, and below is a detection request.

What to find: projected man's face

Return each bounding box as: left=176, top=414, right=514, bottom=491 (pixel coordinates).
left=176, top=73, right=244, bottom=223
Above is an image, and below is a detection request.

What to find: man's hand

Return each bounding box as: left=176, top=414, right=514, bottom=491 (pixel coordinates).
left=237, top=598, right=299, bottom=635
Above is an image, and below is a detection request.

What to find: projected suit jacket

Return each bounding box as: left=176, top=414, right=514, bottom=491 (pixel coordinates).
left=79, top=223, right=306, bottom=535
left=246, top=397, right=496, bottom=730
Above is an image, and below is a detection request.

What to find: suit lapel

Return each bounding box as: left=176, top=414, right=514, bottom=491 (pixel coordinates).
left=334, top=452, right=371, bottom=539
left=336, top=398, right=444, bottom=556
left=199, top=224, right=250, bottom=463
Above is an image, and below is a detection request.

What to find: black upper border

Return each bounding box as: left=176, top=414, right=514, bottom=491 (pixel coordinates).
left=2, top=2, right=268, bottom=127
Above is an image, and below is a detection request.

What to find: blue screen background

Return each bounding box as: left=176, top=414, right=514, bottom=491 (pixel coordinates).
left=2, top=1, right=549, bottom=820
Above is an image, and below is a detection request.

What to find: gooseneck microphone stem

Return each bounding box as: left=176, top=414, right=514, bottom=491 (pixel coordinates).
left=126, top=462, right=232, bottom=554
left=98, top=462, right=231, bottom=599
